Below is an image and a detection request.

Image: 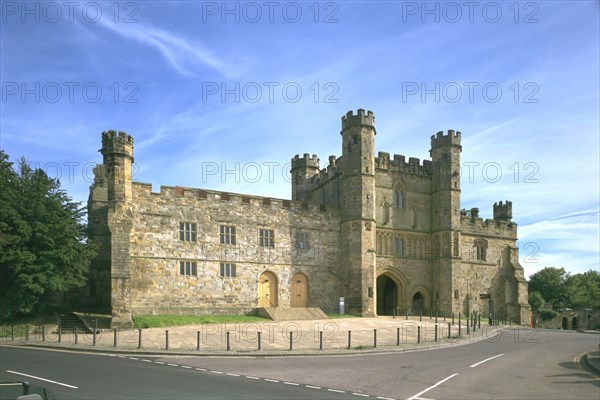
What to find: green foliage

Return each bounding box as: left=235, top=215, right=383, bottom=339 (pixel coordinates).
left=132, top=314, right=269, bottom=329
left=528, top=267, right=600, bottom=310
left=528, top=267, right=570, bottom=309
left=538, top=310, right=559, bottom=321
left=528, top=291, right=545, bottom=311
left=0, top=151, right=96, bottom=321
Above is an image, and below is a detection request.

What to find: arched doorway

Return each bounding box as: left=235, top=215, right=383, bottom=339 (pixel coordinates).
left=258, top=271, right=278, bottom=307
left=376, top=274, right=398, bottom=315
left=290, top=272, right=309, bottom=307
left=412, top=292, right=424, bottom=315
left=572, top=317, right=578, bottom=330
left=562, top=317, right=569, bottom=329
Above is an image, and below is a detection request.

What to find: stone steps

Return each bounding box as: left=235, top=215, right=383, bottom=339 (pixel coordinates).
left=256, top=307, right=328, bottom=321
left=59, top=313, right=92, bottom=333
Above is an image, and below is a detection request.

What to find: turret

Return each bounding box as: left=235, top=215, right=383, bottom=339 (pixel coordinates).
left=100, top=130, right=134, bottom=206
left=290, top=153, right=320, bottom=201
left=493, top=201, right=513, bottom=222
left=339, top=109, right=377, bottom=316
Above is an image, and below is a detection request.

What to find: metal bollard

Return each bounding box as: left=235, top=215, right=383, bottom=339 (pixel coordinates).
left=417, top=326, right=421, bottom=343
left=347, top=331, right=352, bottom=349
left=93, top=328, right=96, bottom=346
left=165, top=330, right=169, bottom=350
left=459, top=314, right=462, bottom=336
left=138, top=329, right=142, bottom=349
left=467, top=318, right=470, bottom=335
left=226, top=331, right=230, bottom=351
left=397, top=327, right=401, bottom=346
left=289, top=332, right=293, bottom=351
left=258, top=331, right=262, bottom=351
left=75, top=327, right=78, bottom=344
left=42, top=326, right=46, bottom=342
left=374, top=329, right=377, bottom=348
left=448, top=323, right=451, bottom=339
left=197, top=331, right=200, bottom=351
left=435, top=324, right=438, bottom=342
left=114, top=328, right=118, bottom=348
left=57, top=326, right=60, bottom=343
left=319, top=331, right=323, bottom=351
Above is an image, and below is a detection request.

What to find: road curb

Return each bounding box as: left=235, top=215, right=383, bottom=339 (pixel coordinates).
left=582, top=352, right=600, bottom=375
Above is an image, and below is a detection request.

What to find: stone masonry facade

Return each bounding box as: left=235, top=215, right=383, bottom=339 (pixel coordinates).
left=88, top=109, right=531, bottom=328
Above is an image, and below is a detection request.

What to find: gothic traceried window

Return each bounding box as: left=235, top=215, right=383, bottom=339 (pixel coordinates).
left=474, top=239, right=488, bottom=261
left=393, top=190, right=405, bottom=209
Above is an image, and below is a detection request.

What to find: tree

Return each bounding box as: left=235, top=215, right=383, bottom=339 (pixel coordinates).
left=528, top=291, right=544, bottom=311
left=0, top=151, right=96, bottom=320
left=528, top=267, right=570, bottom=309
left=566, top=270, right=600, bottom=309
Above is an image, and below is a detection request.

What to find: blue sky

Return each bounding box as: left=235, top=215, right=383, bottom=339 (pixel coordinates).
left=1, top=0, right=598, bottom=278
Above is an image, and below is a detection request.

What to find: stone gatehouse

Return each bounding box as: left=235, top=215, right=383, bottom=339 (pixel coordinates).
left=88, top=109, right=531, bottom=327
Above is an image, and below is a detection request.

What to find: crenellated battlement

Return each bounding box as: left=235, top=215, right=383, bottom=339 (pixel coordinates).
left=290, top=153, right=320, bottom=171
left=375, top=152, right=433, bottom=175
left=101, top=130, right=134, bottom=158
left=341, top=109, right=375, bottom=131
left=493, top=200, right=513, bottom=222
left=460, top=214, right=517, bottom=238
left=430, top=129, right=461, bottom=149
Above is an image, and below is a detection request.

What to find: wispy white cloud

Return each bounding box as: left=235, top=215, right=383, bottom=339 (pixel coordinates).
left=95, top=18, right=238, bottom=78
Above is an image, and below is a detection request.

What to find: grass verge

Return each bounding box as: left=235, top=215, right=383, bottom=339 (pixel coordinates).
left=133, top=314, right=269, bottom=329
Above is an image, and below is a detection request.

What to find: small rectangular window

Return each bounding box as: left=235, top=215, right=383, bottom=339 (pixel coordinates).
left=393, top=237, right=403, bottom=256
left=219, top=262, right=236, bottom=278
left=179, top=261, right=197, bottom=276
left=220, top=225, right=236, bottom=245
left=259, top=229, right=274, bottom=248
left=179, top=222, right=197, bottom=242
left=294, top=232, right=310, bottom=250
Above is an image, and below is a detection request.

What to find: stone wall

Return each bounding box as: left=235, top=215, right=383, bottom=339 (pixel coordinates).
left=128, top=184, right=341, bottom=315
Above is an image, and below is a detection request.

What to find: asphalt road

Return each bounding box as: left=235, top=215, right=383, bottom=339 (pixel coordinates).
left=1, top=328, right=598, bottom=400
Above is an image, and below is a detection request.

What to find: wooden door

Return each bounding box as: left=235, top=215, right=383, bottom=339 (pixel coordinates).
left=290, top=273, right=308, bottom=308
left=258, top=271, right=278, bottom=307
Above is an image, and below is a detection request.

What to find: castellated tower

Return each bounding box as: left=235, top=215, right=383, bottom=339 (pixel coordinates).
left=290, top=154, right=320, bottom=202
left=100, top=130, right=134, bottom=328
left=494, top=201, right=513, bottom=222
left=339, top=109, right=377, bottom=316
left=429, top=130, right=462, bottom=314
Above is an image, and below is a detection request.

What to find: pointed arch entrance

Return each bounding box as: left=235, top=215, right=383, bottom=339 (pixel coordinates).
left=290, top=272, right=309, bottom=307
left=376, top=269, right=407, bottom=316
left=412, top=292, right=424, bottom=314
left=258, top=271, right=278, bottom=307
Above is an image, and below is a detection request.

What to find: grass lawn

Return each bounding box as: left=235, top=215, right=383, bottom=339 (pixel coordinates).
left=327, top=314, right=360, bottom=319
left=133, top=314, right=270, bottom=329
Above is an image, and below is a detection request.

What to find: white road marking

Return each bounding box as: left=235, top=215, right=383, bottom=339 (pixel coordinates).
left=181, top=366, right=192, bottom=369
left=470, top=353, right=504, bottom=368
left=265, top=378, right=279, bottom=382
left=211, top=370, right=224, bottom=374
left=128, top=357, right=139, bottom=360
left=227, top=373, right=240, bottom=377
left=328, top=388, right=346, bottom=393
left=142, top=359, right=152, bottom=363
left=195, top=368, right=207, bottom=371
left=352, top=393, right=370, bottom=397
left=284, top=381, right=299, bottom=386
left=407, top=373, right=458, bottom=400
left=246, top=376, right=260, bottom=380
left=154, top=361, right=164, bottom=365
left=167, top=363, right=179, bottom=367
left=6, top=370, right=78, bottom=389
left=306, top=385, right=321, bottom=389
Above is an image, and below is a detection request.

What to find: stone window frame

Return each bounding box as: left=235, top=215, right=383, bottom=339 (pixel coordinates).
left=179, top=260, right=197, bottom=276
left=259, top=228, right=275, bottom=248
left=392, top=190, right=405, bottom=209
left=219, top=262, right=236, bottom=278
left=179, top=222, right=197, bottom=242
left=474, top=239, right=488, bottom=261
left=220, top=225, right=236, bottom=245
left=393, top=237, right=403, bottom=256
left=294, top=231, right=310, bottom=250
